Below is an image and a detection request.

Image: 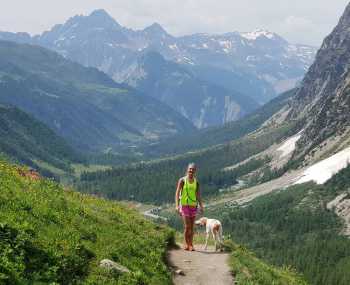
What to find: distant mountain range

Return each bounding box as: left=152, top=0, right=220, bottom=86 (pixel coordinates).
left=125, top=51, right=259, bottom=128
left=0, top=9, right=317, bottom=128
left=0, top=40, right=194, bottom=152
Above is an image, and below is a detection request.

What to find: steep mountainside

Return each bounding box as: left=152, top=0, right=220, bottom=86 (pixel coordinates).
left=207, top=171, right=350, bottom=285
left=141, top=88, right=296, bottom=157
left=0, top=40, right=195, bottom=152
left=0, top=9, right=316, bottom=127
left=0, top=104, right=82, bottom=173
left=286, top=3, right=350, bottom=159
left=125, top=51, right=259, bottom=128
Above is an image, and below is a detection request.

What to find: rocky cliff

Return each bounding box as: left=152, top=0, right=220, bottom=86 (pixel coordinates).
left=286, top=3, right=350, bottom=158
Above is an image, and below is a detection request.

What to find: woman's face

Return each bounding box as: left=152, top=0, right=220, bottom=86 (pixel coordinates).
left=187, top=167, right=196, bottom=178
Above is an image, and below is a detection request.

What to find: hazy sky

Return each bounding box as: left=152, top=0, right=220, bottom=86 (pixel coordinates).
left=0, top=0, right=348, bottom=46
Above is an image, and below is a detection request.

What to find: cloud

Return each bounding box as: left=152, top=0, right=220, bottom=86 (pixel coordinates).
left=0, top=0, right=348, bottom=46
left=278, top=16, right=318, bottom=44
left=284, top=16, right=314, bottom=31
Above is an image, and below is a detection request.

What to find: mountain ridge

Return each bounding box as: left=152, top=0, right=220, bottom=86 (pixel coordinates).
left=0, top=40, right=195, bottom=152
left=0, top=9, right=317, bottom=128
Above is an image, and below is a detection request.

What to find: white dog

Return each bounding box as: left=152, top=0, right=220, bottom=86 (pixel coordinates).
left=195, top=217, right=224, bottom=251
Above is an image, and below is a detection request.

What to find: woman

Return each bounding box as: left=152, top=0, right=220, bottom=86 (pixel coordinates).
left=175, top=163, right=204, bottom=251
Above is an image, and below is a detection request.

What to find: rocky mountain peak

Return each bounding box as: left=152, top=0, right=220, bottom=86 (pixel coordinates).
left=88, top=9, right=116, bottom=21
left=143, top=22, right=171, bottom=38
left=287, top=2, right=350, bottom=158
left=338, top=2, right=350, bottom=28
left=241, top=29, right=274, bottom=40
left=83, top=9, right=121, bottom=29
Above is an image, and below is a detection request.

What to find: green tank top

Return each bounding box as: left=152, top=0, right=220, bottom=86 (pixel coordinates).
left=180, top=177, right=198, bottom=207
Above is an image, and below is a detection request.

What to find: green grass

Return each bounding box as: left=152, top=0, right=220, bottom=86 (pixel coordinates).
left=0, top=160, right=174, bottom=284
left=227, top=241, right=307, bottom=285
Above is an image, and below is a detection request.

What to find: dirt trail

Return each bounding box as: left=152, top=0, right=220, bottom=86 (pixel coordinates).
left=169, top=245, right=233, bottom=285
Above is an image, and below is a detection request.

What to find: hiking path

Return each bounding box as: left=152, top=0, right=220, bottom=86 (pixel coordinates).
left=168, top=244, right=234, bottom=285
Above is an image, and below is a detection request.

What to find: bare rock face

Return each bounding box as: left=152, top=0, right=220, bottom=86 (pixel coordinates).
left=99, top=259, right=130, bottom=274
left=327, top=193, right=350, bottom=236
left=287, top=3, right=350, bottom=158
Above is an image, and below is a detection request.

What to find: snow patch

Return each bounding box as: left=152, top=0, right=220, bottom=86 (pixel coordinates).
left=277, top=133, right=302, bottom=158
left=169, top=44, right=178, bottom=50
left=219, top=40, right=232, bottom=49
left=241, top=29, right=275, bottom=40
left=295, top=146, right=350, bottom=185
left=181, top=56, right=195, bottom=65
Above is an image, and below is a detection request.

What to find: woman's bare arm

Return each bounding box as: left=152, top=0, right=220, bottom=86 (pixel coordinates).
left=175, top=178, right=184, bottom=211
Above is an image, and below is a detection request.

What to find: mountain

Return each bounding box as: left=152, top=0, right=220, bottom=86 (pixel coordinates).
left=140, top=88, right=297, bottom=157
left=283, top=3, right=350, bottom=160
left=0, top=104, right=82, bottom=174
left=0, top=10, right=316, bottom=127
left=174, top=30, right=315, bottom=97
left=29, top=11, right=315, bottom=97
left=0, top=40, right=195, bottom=152
left=76, top=4, right=350, bottom=285
left=125, top=51, right=259, bottom=128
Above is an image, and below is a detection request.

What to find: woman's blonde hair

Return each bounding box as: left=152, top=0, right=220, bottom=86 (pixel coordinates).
left=187, top=162, right=196, bottom=169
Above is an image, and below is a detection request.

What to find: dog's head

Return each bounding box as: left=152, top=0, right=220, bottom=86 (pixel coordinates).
left=195, top=217, right=207, bottom=227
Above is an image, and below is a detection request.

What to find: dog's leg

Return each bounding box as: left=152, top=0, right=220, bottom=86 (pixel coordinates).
left=211, top=229, right=217, bottom=251
left=204, top=232, right=209, bottom=250
left=218, top=225, right=224, bottom=251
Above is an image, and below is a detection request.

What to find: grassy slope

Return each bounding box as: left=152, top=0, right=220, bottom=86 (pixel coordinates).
left=227, top=241, right=307, bottom=285
left=0, top=104, right=83, bottom=175
left=0, top=160, right=174, bottom=285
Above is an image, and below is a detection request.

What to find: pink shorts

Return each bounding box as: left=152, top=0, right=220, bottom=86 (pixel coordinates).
left=181, top=205, right=197, bottom=217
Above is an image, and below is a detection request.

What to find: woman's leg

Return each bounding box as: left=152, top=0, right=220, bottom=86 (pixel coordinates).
left=182, top=216, right=191, bottom=249
left=189, top=216, right=196, bottom=249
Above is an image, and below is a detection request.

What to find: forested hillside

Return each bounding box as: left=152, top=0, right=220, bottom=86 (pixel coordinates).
left=0, top=104, right=82, bottom=176
left=0, top=160, right=174, bottom=284
left=140, top=88, right=296, bottom=158
left=0, top=40, right=194, bottom=152
left=78, top=121, right=300, bottom=204
left=207, top=166, right=350, bottom=285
